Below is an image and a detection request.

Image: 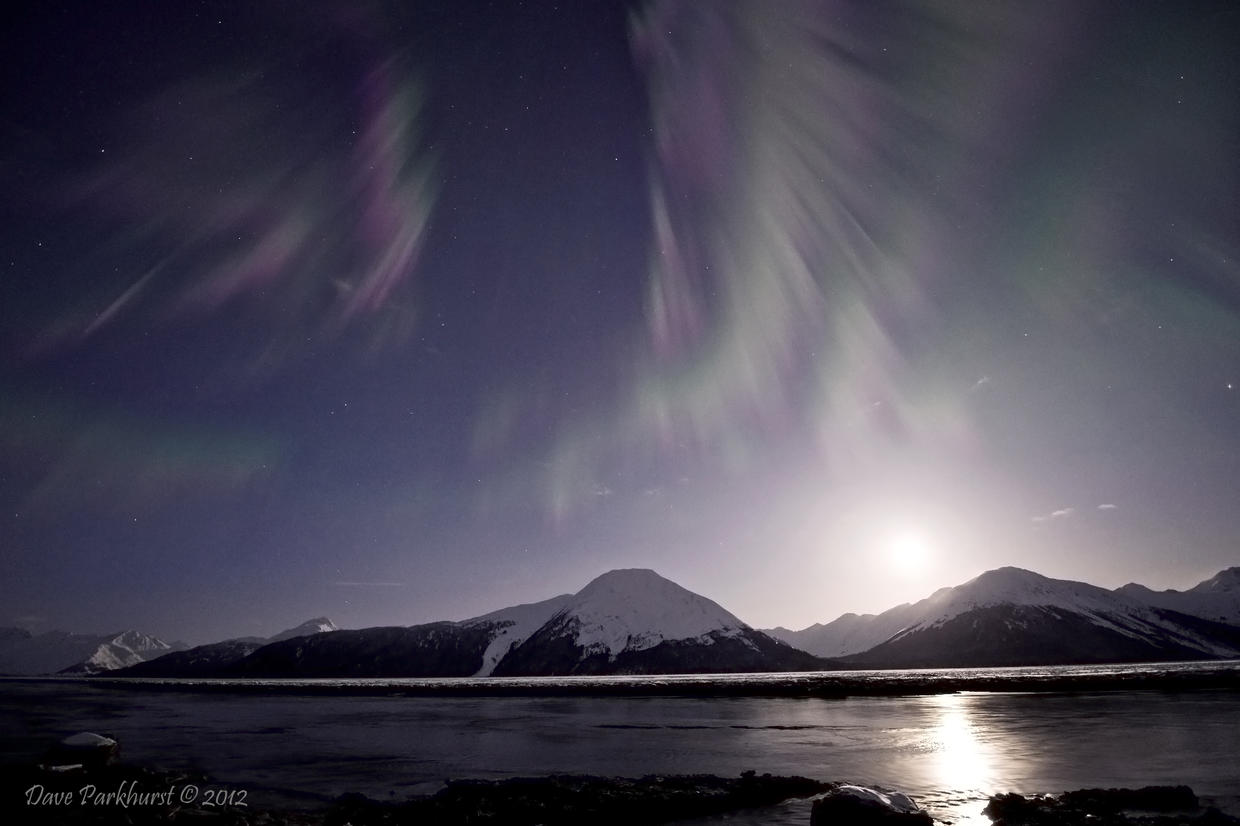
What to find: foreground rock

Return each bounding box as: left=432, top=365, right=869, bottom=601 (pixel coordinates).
left=986, top=785, right=1239, bottom=826
left=42, top=733, right=120, bottom=771
left=3, top=756, right=828, bottom=825
left=811, top=785, right=932, bottom=826
left=813, top=783, right=932, bottom=823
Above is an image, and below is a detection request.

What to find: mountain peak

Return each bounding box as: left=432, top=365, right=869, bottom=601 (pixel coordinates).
left=914, top=566, right=1141, bottom=628
left=561, top=569, right=749, bottom=658
left=109, top=629, right=168, bottom=646
left=970, top=566, right=1049, bottom=584
left=493, top=570, right=819, bottom=676
left=578, top=568, right=670, bottom=592
left=945, top=567, right=1057, bottom=602
left=1191, top=567, right=1240, bottom=594
left=268, top=618, right=338, bottom=643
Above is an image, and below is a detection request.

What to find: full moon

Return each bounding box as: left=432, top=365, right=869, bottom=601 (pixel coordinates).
left=886, top=531, right=932, bottom=576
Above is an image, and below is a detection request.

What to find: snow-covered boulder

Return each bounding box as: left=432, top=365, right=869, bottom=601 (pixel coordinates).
left=811, top=785, right=932, bottom=826
left=42, top=732, right=119, bottom=770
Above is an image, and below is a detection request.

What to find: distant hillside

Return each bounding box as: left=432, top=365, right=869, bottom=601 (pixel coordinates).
left=1116, top=567, right=1240, bottom=626
left=120, top=617, right=339, bottom=677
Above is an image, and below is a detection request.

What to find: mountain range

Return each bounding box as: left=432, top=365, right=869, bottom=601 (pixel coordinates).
left=0, top=618, right=336, bottom=676
left=109, top=617, right=340, bottom=678
left=8, top=565, right=1238, bottom=677
left=767, top=566, right=1240, bottom=667
left=141, top=569, right=822, bottom=678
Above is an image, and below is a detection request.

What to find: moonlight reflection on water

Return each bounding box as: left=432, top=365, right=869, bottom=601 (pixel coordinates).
left=920, top=693, right=1002, bottom=824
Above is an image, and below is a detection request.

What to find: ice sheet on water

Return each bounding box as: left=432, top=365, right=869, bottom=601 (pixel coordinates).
left=75, top=658, right=1239, bottom=693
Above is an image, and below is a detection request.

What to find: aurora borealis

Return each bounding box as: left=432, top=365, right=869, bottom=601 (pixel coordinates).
left=2, top=1, right=1238, bottom=644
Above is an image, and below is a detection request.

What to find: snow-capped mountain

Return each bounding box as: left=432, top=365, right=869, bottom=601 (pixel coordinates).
left=118, top=617, right=339, bottom=677
left=768, top=567, right=1153, bottom=660
left=906, top=565, right=1158, bottom=622
left=493, top=569, right=823, bottom=676
left=1115, top=567, right=1240, bottom=626
left=842, top=567, right=1240, bottom=667
left=769, top=566, right=1240, bottom=664
left=60, top=630, right=181, bottom=674
left=0, top=628, right=182, bottom=675
left=540, top=568, right=752, bottom=657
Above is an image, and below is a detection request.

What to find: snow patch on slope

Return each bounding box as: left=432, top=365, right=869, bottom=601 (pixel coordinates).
left=463, top=594, right=573, bottom=676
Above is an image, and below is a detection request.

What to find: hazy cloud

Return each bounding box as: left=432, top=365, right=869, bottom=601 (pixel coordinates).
left=330, top=581, right=405, bottom=588
left=1097, top=503, right=1118, bottom=510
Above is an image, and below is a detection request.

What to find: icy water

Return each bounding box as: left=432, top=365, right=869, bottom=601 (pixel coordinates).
left=3, top=667, right=1239, bottom=825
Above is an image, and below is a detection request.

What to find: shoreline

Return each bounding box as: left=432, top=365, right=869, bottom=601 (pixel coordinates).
left=29, top=661, right=1240, bottom=698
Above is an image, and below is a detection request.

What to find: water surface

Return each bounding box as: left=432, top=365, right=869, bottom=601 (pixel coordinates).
left=3, top=669, right=1237, bottom=824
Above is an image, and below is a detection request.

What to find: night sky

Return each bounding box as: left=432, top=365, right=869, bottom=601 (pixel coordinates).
left=2, top=1, right=1238, bottom=645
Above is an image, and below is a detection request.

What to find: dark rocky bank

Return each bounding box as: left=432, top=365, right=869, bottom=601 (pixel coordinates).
left=3, top=761, right=828, bottom=825
left=8, top=766, right=1239, bottom=826
left=985, top=786, right=1239, bottom=826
